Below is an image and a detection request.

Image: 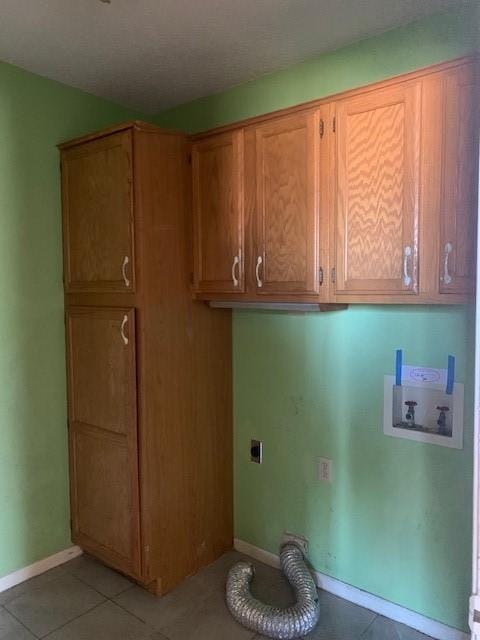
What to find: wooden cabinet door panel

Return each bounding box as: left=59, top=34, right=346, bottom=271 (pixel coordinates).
left=62, top=131, right=135, bottom=292
left=335, top=82, right=421, bottom=295
left=71, top=425, right=134, bottom=563
left=254, top=112, right=319, bottom=294
left=439, top=63, right=478, bottom=294
left=67, top=308, right=135, bottom=434
left=66, top=307, right=140, bottom=576
left=192, top=131, right=244, bottom=293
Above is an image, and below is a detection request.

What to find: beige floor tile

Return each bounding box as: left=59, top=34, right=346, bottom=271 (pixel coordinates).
left=63, top=555, right=133, bottom=598
left=44, top=601, right=167, bottom=640
left=5, top=574, right=104, bottom=637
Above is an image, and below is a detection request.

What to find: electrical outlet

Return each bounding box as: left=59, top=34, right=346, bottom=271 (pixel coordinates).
left=318, top=457, right=332, bottom=483
left=250, top=439, right=263, bottom=464
left=282, top=532, right=309, bottom=557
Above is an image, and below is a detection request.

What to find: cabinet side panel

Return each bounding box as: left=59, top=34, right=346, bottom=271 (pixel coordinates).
left=439, top=63, right=478, bottom=294
left=134, top=131, right=233, bottom=593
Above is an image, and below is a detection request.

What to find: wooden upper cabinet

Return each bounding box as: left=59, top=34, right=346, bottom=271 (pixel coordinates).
left=438, top=63, right=478, bottom=295
left=192, top=130, right=244, bottom=293
left=253, top=111, right=320, bottom=295
left=335, top=82, right=421, bottom=296
left=61, top=130, right=135, bottom=293
left=189, top=56, right=477, bottom=305
left=66, top=306, right=140, bottom=577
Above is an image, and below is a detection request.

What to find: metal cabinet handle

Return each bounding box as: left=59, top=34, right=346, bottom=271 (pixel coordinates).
left=122, top=256, right=130, bottom=288
left=443, top=242, right=453, bottom=285
left=319, top=267, right=324, bottom=286
left=403, top=246, right=412, bottom=287
left=120, top=315, right=129, bottom=345
left=255, top=255, right=263, bottom=288
left=231, top=254, right=240, bottom=287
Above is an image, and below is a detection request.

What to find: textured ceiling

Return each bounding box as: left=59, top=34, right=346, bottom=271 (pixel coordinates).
left=0, top=0, right=461, bottom=113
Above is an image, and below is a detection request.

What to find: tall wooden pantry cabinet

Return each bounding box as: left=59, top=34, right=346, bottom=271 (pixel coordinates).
left=59, top=121, right=233, bottom=595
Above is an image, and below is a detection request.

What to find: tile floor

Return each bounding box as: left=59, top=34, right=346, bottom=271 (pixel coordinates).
left=0, top=551, right=434, bottom=639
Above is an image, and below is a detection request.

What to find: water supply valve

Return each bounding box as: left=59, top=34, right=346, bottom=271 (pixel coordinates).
left=436, top=405, right=450, bottom=436
left=404, top=400, right=417, bottom=427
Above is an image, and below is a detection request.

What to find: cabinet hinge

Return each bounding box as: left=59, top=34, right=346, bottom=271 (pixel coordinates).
left=331, top=267, right=336, bottom=284
left=332, top=117, right=336, bottom=133
left=319, top=119, right=324, bottom=139
left=319, top=266, right=324, bottom=286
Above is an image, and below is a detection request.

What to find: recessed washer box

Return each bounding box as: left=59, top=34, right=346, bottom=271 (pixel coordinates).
left=384, top=366, right=464, bottom=449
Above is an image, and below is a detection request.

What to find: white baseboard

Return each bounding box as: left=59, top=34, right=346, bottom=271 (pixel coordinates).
left=0, top=546, right=83, bottom=594
left=234, top=538, right=468, bottom=640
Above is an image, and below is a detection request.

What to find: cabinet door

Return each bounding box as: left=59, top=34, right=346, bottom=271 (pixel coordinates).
left=61, top=131, right=135, bottom=293
left=335, top=82, right=421, bottom=296
left=66, top=307, right=140, bottom=577
left=192, top=131, right=244, bottom=293
left=254, top=111, right=320, bottom=295
left=438, top=64, right=478, bottom=294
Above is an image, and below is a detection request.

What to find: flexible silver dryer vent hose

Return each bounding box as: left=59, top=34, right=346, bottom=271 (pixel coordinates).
left=226, top=543, right=320, bottom=639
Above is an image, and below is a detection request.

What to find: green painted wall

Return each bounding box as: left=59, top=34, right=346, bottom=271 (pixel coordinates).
left=157, top=3, right=479, bottom=134
left=156, top=4, right=479, bottom=631
left=234, top=307, right=474, bottom=631
left=0, top=60, right=139, bottom=579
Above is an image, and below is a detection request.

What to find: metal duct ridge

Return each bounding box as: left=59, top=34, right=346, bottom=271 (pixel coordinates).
left=226, top=542, right=320, bottom=639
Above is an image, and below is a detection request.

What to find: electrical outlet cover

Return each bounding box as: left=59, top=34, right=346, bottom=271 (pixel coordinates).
left=282, top=532, right=309, bottom=557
